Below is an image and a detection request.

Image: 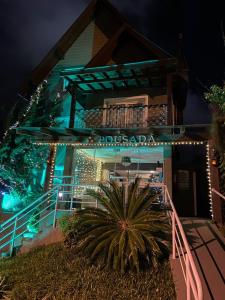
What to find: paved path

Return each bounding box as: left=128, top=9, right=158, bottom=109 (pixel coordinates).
left=171, top=219, right=225, bottom=300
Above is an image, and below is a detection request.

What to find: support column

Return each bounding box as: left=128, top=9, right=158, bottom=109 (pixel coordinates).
left=164, top=146, right=172, bottom=196
left=167, top=73, right=174, bottom=126
left=44, top=144, right=57, bottom=192
left=63, top=86, right=77, bottom=204
left=63, top=85, right=77, bottom=178
left=69, top=86, right=76, bottom=128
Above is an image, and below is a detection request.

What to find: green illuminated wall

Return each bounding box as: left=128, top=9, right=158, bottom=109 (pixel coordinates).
left=2, top=192, right=23, bottom=212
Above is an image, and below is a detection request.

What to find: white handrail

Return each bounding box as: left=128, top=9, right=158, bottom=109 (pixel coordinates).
left=212, top=188, right=225, bottom=201
left=0, top=181, right=100, bottom=255
left=0, top=187, right=59, bottom=254
left=164, top=186, right=203, bottom=300
left=0, top=186, right=59, bottom=229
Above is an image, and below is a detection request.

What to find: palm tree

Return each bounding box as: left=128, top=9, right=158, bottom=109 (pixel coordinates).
left=75, top=179, right=170, bottom=273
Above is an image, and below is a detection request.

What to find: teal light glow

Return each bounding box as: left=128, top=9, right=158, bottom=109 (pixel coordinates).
left=2, top=193, right=22, bottom=211
left=62, top=59, right=159, bottom=75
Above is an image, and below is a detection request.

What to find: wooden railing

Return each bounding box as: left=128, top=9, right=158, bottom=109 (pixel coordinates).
left=75, top=104, right=168, bottom=129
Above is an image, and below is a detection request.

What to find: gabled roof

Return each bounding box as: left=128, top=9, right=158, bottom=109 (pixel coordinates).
left=21, top=0, right=174, bottom=96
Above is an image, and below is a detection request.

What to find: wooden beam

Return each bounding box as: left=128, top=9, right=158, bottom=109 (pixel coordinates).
left=76, top=74, right=84, bottom=82
left=69, top=87, right=77, bottom=128
left=65, top=128, right=91, bottom=136
left=98, top=82, right=106, bottom=90
left=77, top=85, right=154, bottom=95
left=103, top=71, right=110, bottom=79
left=74, top=74, right=146, bottom=85
left=122, top=80, right=128, bottom=88
left=16, top=130, right=44, bottom=137
left=41, top=128, right=68, bottom=137
left=86, top=83, right=95, bottom=91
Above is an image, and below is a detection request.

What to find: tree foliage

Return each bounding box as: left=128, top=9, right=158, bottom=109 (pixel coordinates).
left=73, top=179, right=170, bottom=273
left=0, top=80, right=62, bottom=209
left=205, top=85, right=225, bottom=114
left=205, top=85, right=225, bottom=194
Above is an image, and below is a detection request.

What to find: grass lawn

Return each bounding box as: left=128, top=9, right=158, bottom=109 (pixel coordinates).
left=0, top=243, right=176, bottom=300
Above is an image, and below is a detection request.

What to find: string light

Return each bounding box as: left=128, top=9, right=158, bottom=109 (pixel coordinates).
left=34, top=141, right=205, bottom=147
left=0, top=177, right=11, bottom=190
left=74, top=150, right=102, bottom=184
left=206, top=142, right=213, bottom=218
left=48, top=145, right=57, bottom=190
left=1, top=82, right=45, bottom=144
left=34, top=140, right=215, bottom=218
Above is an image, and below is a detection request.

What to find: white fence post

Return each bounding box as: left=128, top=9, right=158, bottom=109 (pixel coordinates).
left=53, top=191, right=59, bottom=228
left=10, top=217, right=18, bottom=257
left=172, top=212, right=176, bottom=259
left=186, top=253, right=191, bottom=300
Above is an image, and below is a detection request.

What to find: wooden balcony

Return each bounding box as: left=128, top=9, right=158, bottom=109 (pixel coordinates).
left=75, top=104, right=168, bottom=129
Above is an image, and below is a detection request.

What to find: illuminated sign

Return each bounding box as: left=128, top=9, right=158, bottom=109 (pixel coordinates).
left=99, top=135, right=155, bottom=143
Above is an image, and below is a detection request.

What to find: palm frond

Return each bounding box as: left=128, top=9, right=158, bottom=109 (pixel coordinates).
left=73, top=180, right=170, bottom=273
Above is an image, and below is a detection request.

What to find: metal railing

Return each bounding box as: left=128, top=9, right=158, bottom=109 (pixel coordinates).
left=164, top=185, right=203, bottom=300
left=212, top=188, right=225, bottom=201
left=212, top=188, right=225, bottom=223
left=0, top=182, right=101, bottom=256
left=0, top=180, right=203, bottom=300
left=0, top=186, right=59, bottom=256
left=75, top=104, right=168, bottom=129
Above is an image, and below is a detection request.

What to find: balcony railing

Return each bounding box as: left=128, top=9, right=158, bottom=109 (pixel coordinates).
left=75, top=104, right=168, bottom=129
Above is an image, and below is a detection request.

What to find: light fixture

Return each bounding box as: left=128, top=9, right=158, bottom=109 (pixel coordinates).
left=211, top=159, right=218, bottom=167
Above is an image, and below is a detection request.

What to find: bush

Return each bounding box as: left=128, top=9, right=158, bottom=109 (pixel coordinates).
left=74, top=180, right=170, bottom=273
left=59, top=214, right=90, bottom=248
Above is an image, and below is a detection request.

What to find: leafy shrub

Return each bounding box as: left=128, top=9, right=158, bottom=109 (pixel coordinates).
left=75, top=179, right=170, bottom=273
left=59, top=214, right=89, bottom=248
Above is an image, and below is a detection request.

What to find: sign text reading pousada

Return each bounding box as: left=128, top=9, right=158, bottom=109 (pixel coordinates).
left=99, top=135, right=155, bottom=143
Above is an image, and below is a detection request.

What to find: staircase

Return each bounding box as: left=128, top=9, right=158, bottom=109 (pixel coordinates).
left=20, top=227, right=64, bottom=254
left=0, top=178, right=101, bottom=257
left=0, top=185, right=70, bottom=257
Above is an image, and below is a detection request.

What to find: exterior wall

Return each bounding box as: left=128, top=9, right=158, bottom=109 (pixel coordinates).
left=56, top=21, right=95, bottom=67
left=49, top=22, right=109, bottom=128
left=92, top=24, right=108, bottom=57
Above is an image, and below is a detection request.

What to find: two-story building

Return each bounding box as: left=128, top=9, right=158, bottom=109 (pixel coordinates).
left=14, top=0, right=222, bottom=222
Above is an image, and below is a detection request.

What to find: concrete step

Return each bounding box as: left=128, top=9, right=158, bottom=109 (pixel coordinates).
left=19, top=226, right=64, bottom=254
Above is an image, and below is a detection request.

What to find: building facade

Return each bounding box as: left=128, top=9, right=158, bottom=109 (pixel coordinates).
left=13, top=0, right=223, bottom=222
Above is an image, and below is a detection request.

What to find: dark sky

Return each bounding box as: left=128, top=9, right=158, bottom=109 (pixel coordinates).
left=0, top=0, right=224, bottom=135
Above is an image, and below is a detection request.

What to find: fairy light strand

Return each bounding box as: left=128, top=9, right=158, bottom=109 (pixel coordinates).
left=34, top=140, right=215, bottom=218
left=34, top=141, right=205, bottom=147
left=0, top=81, right=46, bottom=144
left=48, top=145, right=57, bottom=190
left=206, top=142, right=213, bottom=218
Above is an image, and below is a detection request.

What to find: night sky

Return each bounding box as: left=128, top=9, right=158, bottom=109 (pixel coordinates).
left=0, top=0, right=224, bottom=136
